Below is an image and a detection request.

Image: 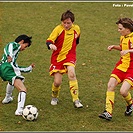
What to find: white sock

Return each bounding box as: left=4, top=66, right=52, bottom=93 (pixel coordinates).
left=17, top=91, right=26, bottom=111
left=5, top=83, right=14, bottom=98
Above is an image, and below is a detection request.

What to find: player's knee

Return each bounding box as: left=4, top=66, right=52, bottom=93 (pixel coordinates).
left=107, top=82, right=115, bottom=91
left=19, top=87, right=27, bottom=92
left=120, top=89, right=127, bottom=97
left=54, top=81, right=62, bottom=87
left=68, top=72, right=76, bottom=80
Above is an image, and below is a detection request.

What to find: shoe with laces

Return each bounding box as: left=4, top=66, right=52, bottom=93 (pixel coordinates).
left=125, top=104, right=133, bottom=116
left=2, top=97, right=13, bottom=104
left=15, top=109, right=23, bottom=116
left=51, top=97, right=58, bottom=105
left=74, top=100, right=83, bottom=108
left=99, top=110, right=112, bottom=121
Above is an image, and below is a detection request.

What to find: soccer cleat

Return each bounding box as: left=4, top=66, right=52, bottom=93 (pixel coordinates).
left=99, top=110, right=112, bottom=121
left=2, top=96, right=13, bottom=104
left=125, top=104, right=133, bottom=116
left=74, top=100, right=83, bottom=108
left=51, top=97, right=58, bottom=105
left=15, top=110, right=23, bottom=116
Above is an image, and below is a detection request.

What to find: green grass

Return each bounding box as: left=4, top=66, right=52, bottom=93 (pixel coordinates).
left=0, top=1, right=133, bottom=131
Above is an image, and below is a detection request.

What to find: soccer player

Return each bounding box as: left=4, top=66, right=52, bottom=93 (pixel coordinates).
left=99, top=18, right=133, bottom=120
left=0, top=34, right=35, bottom=115
left=46, top=10, right=83, bottom=108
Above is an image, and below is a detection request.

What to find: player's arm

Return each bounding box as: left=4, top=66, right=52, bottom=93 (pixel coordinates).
left=46, top=25, right=61, bottom=50
left=46, top=40, right=54, bottom=50
left=120, top=49, right=133, bottom=56
left=7, top=55, right=12, bottom=62
left=75, top=25, right=80, bottom=45
left=18, top=63, right=35, bottom=73
left=46, top=41, right=57, bottom=51
left=121, top=39, right=133, bottom=56
left=5, top=43, right=13, bottom=62
left=107, top=45, right=122, bottom=51
left=108, top=36, right=123, bottom=51
left=76, top=35, right=80, bottom=45
left=6, top=42, right=21, bottom=63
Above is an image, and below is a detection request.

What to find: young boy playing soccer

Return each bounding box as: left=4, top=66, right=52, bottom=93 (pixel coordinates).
left=46, top=10, right=83, bottom=108
left=0, top=34, right=35, bottom=115
left=99, top=18, right=133, bottom=121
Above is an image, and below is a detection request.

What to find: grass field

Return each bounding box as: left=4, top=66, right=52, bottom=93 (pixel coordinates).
left=0, top=1, right=133, bottom=132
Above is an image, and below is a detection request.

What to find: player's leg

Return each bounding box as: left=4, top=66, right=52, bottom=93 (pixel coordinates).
left=120, top=80, right=133, bottom=116
left=51, top=72, right=62, bottom=105
left=2, top=82, right=14, bottom=104
left=67, top=65, right=83, bottom=108
left=13, top=78, right=27, bottom=115
left=99, top=77, right=118, bottom=120
left=1, top=63, right=14, bottom=103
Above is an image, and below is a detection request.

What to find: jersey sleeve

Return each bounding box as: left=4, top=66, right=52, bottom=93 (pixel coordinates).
left=46, top=25, right=62, bottom=49
left=18, top=65, right=33, bottom=73
left=75, top=25, right=80, bottom=45
left=130, top=36, right=133, bottom=44
left=75, top=25, right=80, bottom=36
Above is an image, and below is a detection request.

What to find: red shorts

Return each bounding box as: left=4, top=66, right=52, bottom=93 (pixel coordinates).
left=111, top=67, right=133, bottom=86
left=49, top=59, right=76, bottom=76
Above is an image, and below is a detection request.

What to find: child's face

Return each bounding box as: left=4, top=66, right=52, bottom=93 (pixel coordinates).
left=61, top=18, right=73, bottom=30
left=117, top=23, right=131, bottom=36
left=20, top=43, right=29, bottom=51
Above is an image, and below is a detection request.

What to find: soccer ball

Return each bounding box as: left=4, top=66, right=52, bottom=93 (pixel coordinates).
left=22, top=105, right=38, bottom=121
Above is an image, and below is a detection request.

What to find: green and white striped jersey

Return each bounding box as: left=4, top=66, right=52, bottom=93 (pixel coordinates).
left=1, top=42, right=32, bottom=73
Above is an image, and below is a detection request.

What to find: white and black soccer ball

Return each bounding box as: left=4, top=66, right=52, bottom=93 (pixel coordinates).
left=22, top=105, right=38, bottom=121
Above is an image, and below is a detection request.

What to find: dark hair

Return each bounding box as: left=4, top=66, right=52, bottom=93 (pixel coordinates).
left=15, top=34, right=32, bottom=47
left=116, top=18, right=133, bottom=32
left=61, top=10, right=75, bottom=22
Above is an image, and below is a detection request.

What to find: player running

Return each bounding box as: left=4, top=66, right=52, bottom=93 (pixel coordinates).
left=99, top=18, right=133, bottom=121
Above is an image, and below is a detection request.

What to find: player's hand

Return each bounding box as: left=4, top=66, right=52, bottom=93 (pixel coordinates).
left=49, top=44, right=57, bottom=51
left=7, top=55, right=12, bottom=62
left=120, top=50, right=129, bottom=56
left=30, top=63, right=35, bottom=68
left=107, top=45, right=114, bottom=51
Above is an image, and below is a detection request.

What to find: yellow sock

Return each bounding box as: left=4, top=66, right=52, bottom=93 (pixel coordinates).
left=69, top=80, right=79, bottom=102
left=105, top=91, right=115, bottom=114
left=124, top=92, right=133, bottom=105
left=52, top=83, right=60, bottom=98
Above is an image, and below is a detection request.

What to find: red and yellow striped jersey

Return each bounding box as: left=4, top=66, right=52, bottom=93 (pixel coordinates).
left=116, top=32, right=133, bottom=72
left=46, top=24, right=80, bottom=63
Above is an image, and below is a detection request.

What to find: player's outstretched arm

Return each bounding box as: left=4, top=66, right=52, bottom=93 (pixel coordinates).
left=107, top=45, right=121, bottom=51
left=19, top=63, right=35, bottom=73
